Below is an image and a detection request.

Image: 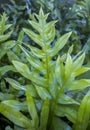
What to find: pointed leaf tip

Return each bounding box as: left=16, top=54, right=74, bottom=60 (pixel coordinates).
left=39, top=7, right=44, bottom=16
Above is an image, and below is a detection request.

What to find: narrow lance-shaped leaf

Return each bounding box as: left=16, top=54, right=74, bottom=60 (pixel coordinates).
left=2, top=100, right=27, bottom=111
left=55, top=56, right=64, bottom=87
left=5, top=78, right=38, bottom=98
left=28, top=20, right=42, bottom=33
left=12, top=60, right=47, bottom=87
left=0, top=40, right=16, bottom=59
left=23, top=28, right=44, bottom=47
left=57, top=94, right=80, bottom=105
left=39, top=98, right=50, bottom=130
left=43, top=21, right=57, bottom=45
left=66, top=79, right=90, bottom=91
left=38, top=8, right=49, bottom=22
left=3, top=24, right=12, bottom=32
left=18, top=31, right=24, bottom=42
left=26, top=45, right=46, bottom=58
left=51, top=117, right=71, bottom=130
left=73, top=90, right=90, bottom=130
left=44, top=26, right=56, bottom=45
left=0, top=65, right=15, bottom=77
left=35, top=85, right=52, bottom=100
left=1, top=40, right=16, bottom=49
left=14, top=31, right=24, bottom=54
left=0, top=31, right=13, bottom=43
left=20, top=45, right=44, bottom=71
left=0, top=13, right=12, bottom=34
left=73, top=53, right=85, bottom=71
left=74, top=67, right=90, bottom=77
left=48, top=32, right=72, bottom=57
left=55, top=104, right=77, bottom=123
left=22, top=42, right=46, bottom=58
left=26, top=89, right=39, bottom=129
left=0, top=103, right=31, bottom=128
left=5, top=78, right=26, bottom=90
left=7, top=50, right=19, bottom=61
left=65, top=53, right=73, bottom=79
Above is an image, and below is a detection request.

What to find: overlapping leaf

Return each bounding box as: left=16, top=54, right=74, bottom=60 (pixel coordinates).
left=73, top=90, right=90, bottom=130
left=12, top=60, right=47, bottom=87
left=0, top=103, right=31, bottom=128
left=26, top=90, right=39, bottom=129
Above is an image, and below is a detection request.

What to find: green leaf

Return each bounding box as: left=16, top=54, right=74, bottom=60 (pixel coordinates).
left=0, top=103, right=31, bottom=128
left=22, top=43, right=45, bottom=58
left=51, top=117, right=71, bottom=130
left=65, top=53, right=73, bottom=79
left=55, top=104, right=77, bottom=123
left=1, top=40, right=15, bottom=49
left=3, top=24, right=12, bottom=32
left=39, top=98, right=50, bottom=130
left=12, top=61, right=47, bottom=87
left=66, top=79, right=90, bottom=91
left=12, top=60, right=30, bottom=75
left=0, top=65, right=15, bottom=77
left=26, top=90, right=39, bottom=129
left=0, top=13, right=12, bottom=34
left=18, top=31, right=24, bottom=42
left=5, top=78, right=38, bottom=98
left=0, top=92, right=15, bottom=101
left=23, top=28, right=44, bottom=47
left=7, top=50, right=19, bottom=61
left=26, top=85, right=38, bottom=98
left=28, top=20, right=42, bottom=33
left=44, top=21, right=57, bottom=44
left=37, top=8, right=49, bottom=21
left=74, top=67, right=90, bottom=77
left=14, top=31, right=24, bottom=54
left=68, top=45, right=73, bottom=54
left=2, top=100, right=27, bottom=111
left=45, top=21, right=57, bottom=33
left=20, top=46, right=44, bottom=71
left=35, top=85, right=51, bottom=100
left=0, top=31, right=12, bottom=43
left=26, top=45, right=45, bottom=58
left=55, top=56, right=64, bottom=87
left=73, top=53, right=85, bottom=71
left=48, top=32, right=72, bottom=56
left=44, top=22, right=56, bottom=44
left=5, top=78, right=26, bottom=90
left=57, top=94, right=79, bottom=105
left=0, top=40, right=16, bottom=59
left=73, top=90, right=90, bottom=130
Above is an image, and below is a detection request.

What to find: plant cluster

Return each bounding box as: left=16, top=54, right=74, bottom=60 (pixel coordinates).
left=0, top=7, right=90, bottom=130
left=2, top=0, right=90, bottom=64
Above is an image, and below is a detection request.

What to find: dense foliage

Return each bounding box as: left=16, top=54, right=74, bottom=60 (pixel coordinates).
left=0, top=0, right=90, bottom=130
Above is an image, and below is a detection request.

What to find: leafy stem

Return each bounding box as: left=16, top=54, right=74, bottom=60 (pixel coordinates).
left=40, top=15, right=50, bottom=88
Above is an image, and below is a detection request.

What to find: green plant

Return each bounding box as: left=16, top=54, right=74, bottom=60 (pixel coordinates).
left=0, top=12, right=28, bottom=82
left=2, top=0, right=31, bottom=39
left=0, top=12, right=26, bottom=82
left=0, top=8, right=90, bottom=130
left=73, top=90, right=90, bottom=130
left=0, top=12, right=28, bottom=129
left=0, top=12, right=17, bottom=80
left=0, top=13, right=15, bottom=61
left=75, top=0, right=90, bottom=65
left=77, top=0, right=90, bottom=26
left=0, top=12, right=16, bottom=129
